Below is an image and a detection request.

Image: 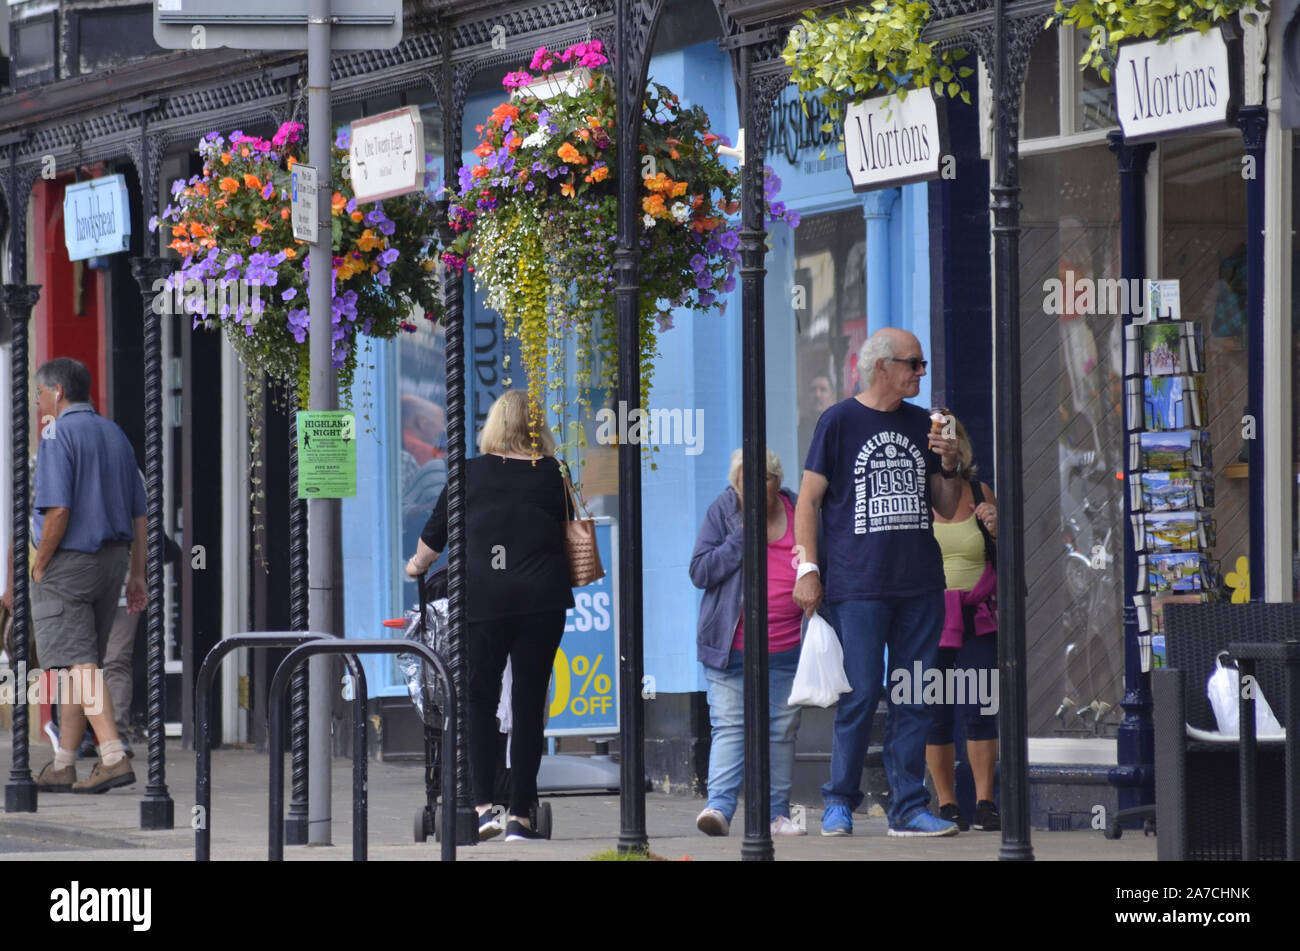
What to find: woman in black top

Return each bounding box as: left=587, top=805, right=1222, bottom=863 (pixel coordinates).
left=407, top=389, right=574, bottom=842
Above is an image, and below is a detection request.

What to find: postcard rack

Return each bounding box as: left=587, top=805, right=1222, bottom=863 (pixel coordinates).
left=1124, top=310, right=1218, bottom=667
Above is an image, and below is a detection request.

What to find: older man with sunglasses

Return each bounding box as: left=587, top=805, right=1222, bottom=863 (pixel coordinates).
left=794, top=327, right=963, bottom=838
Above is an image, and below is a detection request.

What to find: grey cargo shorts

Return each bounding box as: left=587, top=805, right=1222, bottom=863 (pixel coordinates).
left=31, top=544, right=131, bottom=669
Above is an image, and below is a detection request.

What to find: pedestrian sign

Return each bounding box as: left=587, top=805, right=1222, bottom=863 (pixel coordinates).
left=546, top=518, right=618, bottom=736
left=296, top=411, right=357, bottom=498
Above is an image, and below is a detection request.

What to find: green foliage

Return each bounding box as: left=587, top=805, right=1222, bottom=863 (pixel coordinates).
left=1048, top=0, right=1265, bottom=81
left=782, top=0, right=975, bottom=139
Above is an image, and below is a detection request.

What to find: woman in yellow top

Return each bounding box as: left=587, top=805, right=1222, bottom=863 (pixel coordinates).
left=926, top=411, right=1000, bottom=832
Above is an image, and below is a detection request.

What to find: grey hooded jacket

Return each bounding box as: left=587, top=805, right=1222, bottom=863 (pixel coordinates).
left=689, top=485, right=799, bottom=670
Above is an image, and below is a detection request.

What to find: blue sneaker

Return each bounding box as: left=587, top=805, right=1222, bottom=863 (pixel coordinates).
left=821, top=804, right=853, bottom=836
left=887, top=811, right=959, bottom=837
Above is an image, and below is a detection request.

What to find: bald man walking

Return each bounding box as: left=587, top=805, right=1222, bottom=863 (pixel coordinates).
left=794, top=328, right=963, bottom=838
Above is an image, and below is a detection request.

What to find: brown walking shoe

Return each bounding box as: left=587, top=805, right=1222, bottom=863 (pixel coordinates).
left=71, top=757, right=136, bottom=794
left=35, top=761, right=76, bottom=792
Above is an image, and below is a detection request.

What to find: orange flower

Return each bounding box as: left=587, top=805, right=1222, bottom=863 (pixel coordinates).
left=508, top=134, right=522, bottom=151
left=724, top=200, right=741, bottom=214
left=584, top=174, right=593, bottom=184
left=172, top=224, right=188, bottom=238
left=577, top=129, right=590, bottom=141
left=489, top=103, right=520, bottom=126
left=556, top=142, right=583, bottom=165
left=356, top=229, right=380, bottom=252
left=561, top=182, right=576, bottom=198
left=240, top=147, right=250, bottom=157
left=331, top=191, right=347, bottom=216
left=473, top=142, right=493, bottom=158
left=471, top=165, right=490, bottom=179
left=220, top=153, right=232, bottom=165
left=672, top=181, right=688, bottom=198
left=195, top=182, right=210, bottom=197
left=280, top=207, right=291, bottom=219
left=669, top=149, right=680, bottom=160
left=586, top=116, right=602, bottom=128
left=243, top=173, right=262, bottom=190
left=189, top=222, right=209, bottom=238
left=253, top=219, right=272, bottom=233
left=283, top=248, right=296, bottom=258
left=214, top=200, right=227, bottom=209
left=219, top=177, right=240, bottom=194
left=287, top=156, right=297, bottom=170
left=591, top=166, right=610, bottom=183
left=351, top=210, right=364, bottom=222
left=642, top=194, right=666, bottom=216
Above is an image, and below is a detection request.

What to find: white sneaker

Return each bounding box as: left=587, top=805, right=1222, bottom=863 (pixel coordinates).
left=771, top=815, right=807, bottom=836
left=696, top=807, right=729, bottom=836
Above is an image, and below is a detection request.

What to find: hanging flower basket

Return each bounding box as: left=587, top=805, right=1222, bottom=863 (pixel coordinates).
left=444, top=40, right=798, bottom=456
left=151, top=120, right=444, bottom=407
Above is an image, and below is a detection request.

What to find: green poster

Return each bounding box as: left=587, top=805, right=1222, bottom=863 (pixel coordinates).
left=296, top=411, right=357, bottom=499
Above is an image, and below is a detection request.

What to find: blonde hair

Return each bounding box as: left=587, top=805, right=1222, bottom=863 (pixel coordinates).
left=728, top=448, right=783, bottom=493
left=932, top=407, right=977, bottom=479
left=478, top=389, right=555, bottom=457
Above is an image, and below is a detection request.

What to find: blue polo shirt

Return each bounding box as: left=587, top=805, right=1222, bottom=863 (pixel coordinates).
left=33, top=403, right=146, bottom=553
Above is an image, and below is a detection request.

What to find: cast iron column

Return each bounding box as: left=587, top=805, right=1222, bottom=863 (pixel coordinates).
left=737, top=43, right=773, bottom=862
left=614, top=0, right=665, bottom=855
left=128, top=103, right=174, bottom=830
left=439, top=42, right=478, bottom=844
left=1237, top=105, right=1266, bottom=600
left=3, top=140, right=38, bottom=813
left=4, top=280, right=39, bottom=814
left=286, top=419, right=310, bottom=844
left=1108, top=132, right=1155, bottom=827
left=989, top=2, right=1032, bottom=861
left=131, top=255, right=176, bottom=830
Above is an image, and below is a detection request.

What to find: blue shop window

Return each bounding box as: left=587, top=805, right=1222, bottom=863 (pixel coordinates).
left=343, top=323, right=448, bottom=696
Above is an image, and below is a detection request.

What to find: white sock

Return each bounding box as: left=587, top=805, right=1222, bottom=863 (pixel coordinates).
left=54, top=746, right=76, bottom=770
left=99, top=739, right=124, bottom=766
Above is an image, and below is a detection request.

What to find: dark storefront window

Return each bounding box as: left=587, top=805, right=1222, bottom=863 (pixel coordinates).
left=1020, top=145, right=1124, bottom=737
left=793, top=208, right=866, bottom=465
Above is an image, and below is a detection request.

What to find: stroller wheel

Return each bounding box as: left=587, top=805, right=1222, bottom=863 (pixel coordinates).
left=414, top=806, right=430, bottom=843
left=533, top=801, right=553, bottom=840
left=433, top=805, right=443, bottom=843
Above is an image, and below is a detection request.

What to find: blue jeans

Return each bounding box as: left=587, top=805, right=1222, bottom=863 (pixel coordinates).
left=820, top=594, right=943, bottom=827
left=703, top=645, right=803, bottom=822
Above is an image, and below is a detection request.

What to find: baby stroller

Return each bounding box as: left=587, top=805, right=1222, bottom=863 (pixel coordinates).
left=396, top=568, right=552, bottom=842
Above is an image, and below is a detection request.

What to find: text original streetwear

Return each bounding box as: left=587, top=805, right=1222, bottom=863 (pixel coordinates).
left=794, top=328, right=964, bottom=838
left=3, top=358, right=146, bottom=794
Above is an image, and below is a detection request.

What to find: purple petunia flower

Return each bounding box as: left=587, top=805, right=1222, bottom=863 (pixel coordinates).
left=689, top=254, right=707, bottom=273
left=250, top=236, right=262, bottom=248
left=281, top=287, right=298, bottom=302
left=698, top=291, right=716, bottom=307
left=719, top=232, right=739, bottom=251
left=695, top=272, right=712, bottom=290
left=723, top=275, right=736, bottom=293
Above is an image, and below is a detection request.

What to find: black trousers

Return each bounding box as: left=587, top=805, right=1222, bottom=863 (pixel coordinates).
left=467, top=609, right=566, bottom=816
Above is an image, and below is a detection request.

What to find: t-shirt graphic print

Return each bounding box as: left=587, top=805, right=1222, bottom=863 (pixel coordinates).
left=855, top=431, right=929, bottom=534
left=805, top=398, right=945, bottom=601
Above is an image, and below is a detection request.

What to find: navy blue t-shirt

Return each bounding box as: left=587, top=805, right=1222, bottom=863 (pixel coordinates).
left=804, top=398, right=945, bottom=601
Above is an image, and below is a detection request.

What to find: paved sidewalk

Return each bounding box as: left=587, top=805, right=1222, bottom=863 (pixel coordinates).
left=0, top=735, right=1156, bottom=861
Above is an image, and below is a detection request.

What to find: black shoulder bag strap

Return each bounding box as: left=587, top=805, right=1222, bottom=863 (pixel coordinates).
left=970, top=480, right=997, bottom=566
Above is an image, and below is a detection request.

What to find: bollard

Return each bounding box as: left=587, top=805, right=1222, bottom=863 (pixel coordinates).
left=268, top=639, right=457, bottom=862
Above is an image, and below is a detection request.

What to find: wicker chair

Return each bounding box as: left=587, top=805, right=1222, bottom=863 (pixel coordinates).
left=1155, top=603, right=1296, bottom=860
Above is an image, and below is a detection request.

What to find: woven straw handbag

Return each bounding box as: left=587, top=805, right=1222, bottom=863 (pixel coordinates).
left=562, top=469, right=604, bottom=587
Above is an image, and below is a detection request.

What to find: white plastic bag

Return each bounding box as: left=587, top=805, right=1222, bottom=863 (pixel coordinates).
left=788, top=612, right=852, bottom=707
left=1207, top=651, right=1285, bottom=738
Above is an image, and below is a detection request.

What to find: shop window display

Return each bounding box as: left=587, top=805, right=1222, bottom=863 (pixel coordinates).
left=1020, top=145, right=1125, bottom=737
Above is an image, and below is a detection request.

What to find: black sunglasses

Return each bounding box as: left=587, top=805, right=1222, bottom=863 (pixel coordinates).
left=889, top=357, right=928, bottom=372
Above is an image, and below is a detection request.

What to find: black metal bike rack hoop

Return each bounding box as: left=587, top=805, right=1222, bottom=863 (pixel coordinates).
left=194, top=632, right=338, bottom=862
left=268, top=639, right=458, bottom=862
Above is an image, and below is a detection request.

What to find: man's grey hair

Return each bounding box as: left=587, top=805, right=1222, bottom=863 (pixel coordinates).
left=35, top=358, right=91, bottom=404
left=857, top=334, right=896, bottom=389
